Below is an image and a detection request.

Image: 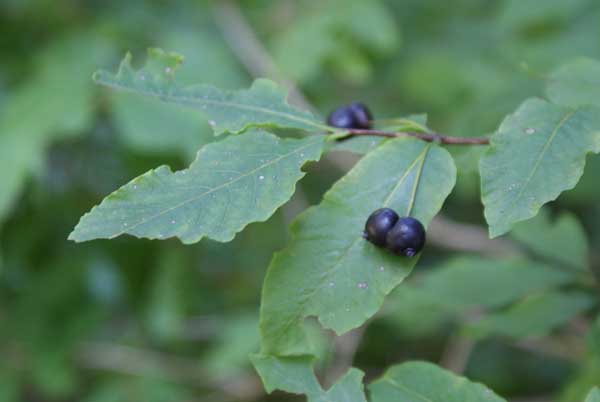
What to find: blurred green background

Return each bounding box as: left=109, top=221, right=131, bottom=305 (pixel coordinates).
left=1, top=1, right=600, bottom=401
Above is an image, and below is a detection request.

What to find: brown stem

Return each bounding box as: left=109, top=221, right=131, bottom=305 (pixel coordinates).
left=341, top=128, right=490, bottom=145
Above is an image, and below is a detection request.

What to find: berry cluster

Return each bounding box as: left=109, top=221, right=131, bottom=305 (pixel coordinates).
left=327, top=102, right=426, bottom=257
left=363, top=208, right=426, bottom=257
left=327, top=102, right=373, bottom=130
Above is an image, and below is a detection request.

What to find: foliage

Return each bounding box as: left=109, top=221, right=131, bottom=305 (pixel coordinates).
left=1, top=1, right=600, bottom=402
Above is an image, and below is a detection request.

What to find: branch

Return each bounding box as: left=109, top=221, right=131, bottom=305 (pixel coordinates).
left=211, top=0, right=316, bottom=113
left=439, top=332, right=476, bottom=374
left=323, top=325, right=367, bottom=387
left=77, top=341, right=263, bottom=400
left=428, top=216, right=524, bottom=257
left=339, top=128, right=490, bottom=145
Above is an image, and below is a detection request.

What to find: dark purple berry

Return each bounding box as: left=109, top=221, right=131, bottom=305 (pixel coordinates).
left=327, top=102, right=373, bottom=130
left=347, top=102, right=372, bottom=129
left=385, top=217, right=426, bottom=257
left=364, top=208, right=399, bottom=247
left=327, top=106, right=355, bottom=129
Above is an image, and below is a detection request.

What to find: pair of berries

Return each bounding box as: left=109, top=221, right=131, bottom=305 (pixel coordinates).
left=327, top=102, right=426, bottom=256
left=363, top=208, right=426, bottom=257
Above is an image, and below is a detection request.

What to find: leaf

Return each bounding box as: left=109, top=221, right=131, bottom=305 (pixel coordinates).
left=0, top=32, right=113, bottom=224
left=511, top=208, right=588, bottom=270
left=94, top=49, right=326, bottom=136
left=466, top=291, right=594, bottom=339
left=369, top=361, right=506, bottom=402
left=414, top=257, right=575, bottom=311
left=383, top=286, right=452, bottom=337
left=585, top=387, right=600, bottom=402
left=272, top=0, right=399, bottom=83
left=480, top=98, right=600, bottom=237
left=498, top=0, right=590, bottom=30
left=69, top=131, right=324, bottom=244
left=259, top=138, right=456, bottom=356
left=109, top=30, right=248, bottom=160
left=546, top=58, right=600, bottom=108
left=251, top=354, right=366, bottom=402
left=203, top=313, right=259, bottom=378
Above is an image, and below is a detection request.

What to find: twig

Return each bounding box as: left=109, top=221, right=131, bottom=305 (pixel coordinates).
left=340, top=128, right=490, bottom=145
left=211, top=0, right=316, bottom=113
left=323, top=325, right=367, bottom=387
left=428, top=216, right=524, bottom=257
left=211, top=1, right=490, bottom=147
left=77, top=341, right=263, bottom=400
left=439, top=332, right=476, bottom=374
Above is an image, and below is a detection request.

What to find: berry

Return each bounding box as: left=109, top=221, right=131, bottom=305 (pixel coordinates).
left=327, top=106, right=355, bottom=129
left=385, top=217, right=426, bottom=257
left=327, top=102, right=373, bottom=130
left=363, top=208, right=399, bottom=247
left=348, top=102, right=372, bottom=129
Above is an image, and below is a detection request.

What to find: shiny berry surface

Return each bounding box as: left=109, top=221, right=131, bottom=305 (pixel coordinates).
left=385, top=217, right=426, bottom=257
left=363, top=208, right=399, bottom=247
left=347, top=102, right=372, bottom=129
left=326, top=102, right=373, bottom=130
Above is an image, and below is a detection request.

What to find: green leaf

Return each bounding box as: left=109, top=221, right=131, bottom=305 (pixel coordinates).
left=511, top=208, right=588, bottom=270
left=94, top=49, right=326, bottom=136
left=498, top=0, right=590, bottom=30
left=272, top=0, right=399, bottom=84
left=369, top=361, right=506, bottom=402
left=414, top=257, right=574, bottom=311
left=110, top=93, right=211, bottom=161
left=203, top=313, right=259, bottom=378
left=585, top=387, right=600, bottom=402
left=546, top=58, right=600, bottom=108
left=251, top=354, right=366, bottom=402
left=69, top=131, right=324, bottom=244
left=0, top=32, right=113, bottom=224
left=383, top=286, right=452, bottom=337
left=259, top=138, right=456, bottom=355
left=480, top=98, right=600, bottom=237
left=466, top=291, right=595, bottom=339
left=109, top=30, right=248, bottom=160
